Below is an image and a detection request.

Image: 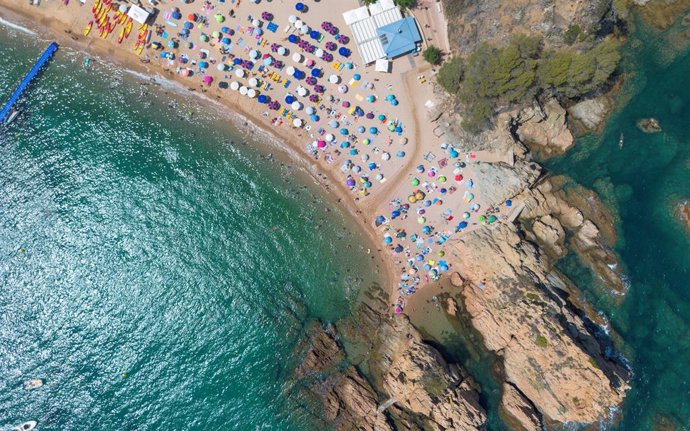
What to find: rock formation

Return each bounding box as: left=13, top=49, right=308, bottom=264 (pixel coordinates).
left=516, top=98, right=574, bottom=157
left=568, top=96, right=613, bottom=131
left=374, top=316, right=487, bottom=431
left=450, top=223, right=630, bottom=428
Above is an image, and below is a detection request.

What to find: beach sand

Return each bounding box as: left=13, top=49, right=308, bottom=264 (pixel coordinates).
left=0, top=0, right=504, bottom=314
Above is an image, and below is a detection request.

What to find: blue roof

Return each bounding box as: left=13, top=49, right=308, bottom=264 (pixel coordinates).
left=376, top=17, right=421, bottom=59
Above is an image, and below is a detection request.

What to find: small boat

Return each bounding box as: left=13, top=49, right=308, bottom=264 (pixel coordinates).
left=23, top=379, right=43, bottom=389
left=83, top=57, right=91, bottom=70
left=4, top=108, right=20, bottom=127
left=83, top=20, right=93, bottom=36
left=118, top=27, right=125, bottom=44
left=14, top=421, right=37, bottom=431
left=619, top=132, right=624, bottom=149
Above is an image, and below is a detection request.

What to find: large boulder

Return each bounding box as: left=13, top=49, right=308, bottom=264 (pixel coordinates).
left=568, top=96, right=612, bottom=131
left=516, top=99, right=574, bottom=157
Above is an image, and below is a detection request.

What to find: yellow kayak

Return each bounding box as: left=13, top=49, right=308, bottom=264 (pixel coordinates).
left=83, top=21, right=93, bottom=36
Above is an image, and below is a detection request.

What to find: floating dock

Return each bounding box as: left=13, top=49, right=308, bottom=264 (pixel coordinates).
left=0, top=42, right=59, bottom=123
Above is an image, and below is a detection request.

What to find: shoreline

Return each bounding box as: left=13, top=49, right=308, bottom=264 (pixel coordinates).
left=0, top=2, right=397, bottom=301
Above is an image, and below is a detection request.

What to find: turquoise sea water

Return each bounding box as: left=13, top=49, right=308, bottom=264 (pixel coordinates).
left=546, top=19, right=690, bottom=430
left=0, top=29, right=381, bottom=430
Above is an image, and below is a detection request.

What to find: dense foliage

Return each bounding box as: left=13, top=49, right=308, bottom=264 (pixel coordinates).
left=437, top=35, right=621, bottom=132
left=423, top=45, right=442, bottom=64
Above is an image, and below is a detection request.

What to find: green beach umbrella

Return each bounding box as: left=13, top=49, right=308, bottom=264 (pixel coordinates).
left=478, top=215, right=487, bottom=223
left=439, top=176, right=446, bottom=183
left=411, top=178, right=420, bottom=186
left=212, top=31, right=221, bottom=38
left=488, top=215, right=497, bottom=223
left=215, top=14, right=225, bottom=23
left=200, top=34, right=209, bottom=42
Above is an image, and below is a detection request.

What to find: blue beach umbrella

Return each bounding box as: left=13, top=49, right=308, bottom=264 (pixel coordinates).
left=396, top=151, right=406, bottom=157
left=311, top=68, right=321, bottom=77
left=285, top=95, right=296, bottom=104
left=369, top=127, right=378, bottom=134
left=295, top=2, right=305, bottom=11
left=375, top=216, right=386, bottom=226
left=288, top=34, right=298, bottom=43
left=392, top=210, right=400, bottom=219
left=340, top=128, right=348, bottom=135
left=367, top=95, right=375, bottom=102
left=357, top=126, right=365, bottom=133
left=310, top=114, right=319, bottom=121
left=233, top=58, right=242, bottom=65
left=184, top=21, right=193, bottom=29
left=349, top=148, right=357, bottom=155
left=353, top=73, right=361, bottom=81
left=422, top=226, right=431, bottom=234
left=384, top=236, right=393, bottom=244
left=309, top=30, right=320, bottom=40
left=221, top=26, right=230, bottom=33
left=172, top=11, right=182, bottom=19
left=222, top=37, right=231, bottom=44
left=199, top=61, right=209, bottom=68
left=458, top=221, right=468, bottom=229
left=338, top=47, right=350, bottom=57
left=258, top=95, right=269, bottom=103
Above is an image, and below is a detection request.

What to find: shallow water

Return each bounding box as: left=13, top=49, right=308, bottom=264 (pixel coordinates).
left=546, top=18, right=690, bottom=430
left=0, top=29, right=381, bottom=430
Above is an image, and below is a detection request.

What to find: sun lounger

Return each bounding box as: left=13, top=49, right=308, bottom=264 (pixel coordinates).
left=283, top=25, right=291, bottom=33
left=349, top=79, right=357, bottom=87
left=284, top=80, right=291, bottom=88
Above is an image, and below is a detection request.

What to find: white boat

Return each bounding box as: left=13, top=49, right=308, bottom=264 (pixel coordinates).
left=14, top=421, right=37, bottom=431
left=23, top=379, right=43, bottom=390
left=4, top=108, right=20, bottom=127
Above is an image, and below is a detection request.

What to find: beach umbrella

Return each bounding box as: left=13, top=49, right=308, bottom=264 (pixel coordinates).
left=310, top=68, right=321, bottom=78
left=288, top=34, right=299, bottom=43
left=252, top=19, right=260, bottom=27
left=187, top=13, right=196, bottom=21
left=384, top=235, right=393, bottom=244
left=325, top=41, right=336, bottom=51
left=338, top=47, right=350, bottom=57
left=309, top=94, right=319, bottom=103
left=172, top=11, right=182, bottom=20
left=310, top=30, right=320, bottom=39
left=347, top=177, right=357, bottom=188
left=326, top=133, right=335, bottom=142
left=391, top=99, right=399, bottom=106
left=200, top=34, right=209, bottom=42
left=376, top=216, right=386, bottom=227
left=247, top=89, right=257, bottom=98
left=340, top=128, right=348, bottom=135
left=439, top=176, right=447, bottom=183
left=315, top=48, right=324, bottom=58
left=249, top=50, right=259, bottom=59
left=411, top=178, right=420, bottom=186
left=369, top=127, right=378, bottom=134
left=353, top=73, right=361, bottom=81
left=291, top=101, right=303, bottom=110
left=293, top=118, right=303, bottom=127
left=366, top=112, right=375, bottom=120
left=300, top=25, right=310, bottom=34
left=215, top=14, right=225, bottom=23
left=233, top=58, right=242, bottom=65
left=294, top=20, right=303, bottom=29
left=230, top=81, right=240, bottom=91
left=317, top=140, right=326, bottom=148
left=377, top=114, right=386, bottom=121
left=296, top=86, right=308, bottom=97
left=285, top=95, right=296, bottom=104
left=342, top=101, right=350, bottom=108
left=458, top=221, right=468, bottom=229
left=258, top=94, right=268, bottom=103
left=328, top=74, right=340, bottom=84
left=305, top=106, right=315, bottom=115
left=488, top=215, right=497, bottom=224
left=382, top=152, right=390, bottom=161
left=222, top=37, right=231, bottom=45
left=235, top=69, right=245, bottom=78
left=217, top=63, right=226, bottom=71
left=212, top=30, right=221, bottom=39
left=363, top=138, right=371, bottom=145
left=219, top=81, right=229, bottom=89
left=357, top=126, right=366, bottom=133
left=248, top=77, right=258, bottom=87
left=295, top=2, right=305, bottom=11
left=199, top=61, right=209, bottom=68
left=462, top=212, right=470, bottom=220
left=268, top=101, right=280, bottom=110
left=239, top=86, right=248, bottom=95
left=181, top=68, right=190, bottom=77
left=367, top=95, right=376, bottom=103
left=288, top=15, right=297, bottom=23
left=119, top=4, right=128, bottom=13
left=396, top=151, right=405, bottom=158
left=329, top=120, right=339, bottom=128
left=184, top=21, right=193, bottom=29
left=254, top=27, right=264, bottom=36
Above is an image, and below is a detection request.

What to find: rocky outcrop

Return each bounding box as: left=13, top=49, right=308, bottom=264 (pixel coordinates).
left=500, top=383, right=543, bottom=431
left=637, top=117, right=662, bottom=133
left=473, top=159, right=542, bottom=207
left=375, top=316, right=487, bottom=431
left=516, top=99, right=574, bottom=157
left=450, top=223, right=630, bottom=428
left=528, top=214, right=566, bottom=257
left=568, top=97, right=612, bottom=131
left=296, top=324, right=393, bottom=431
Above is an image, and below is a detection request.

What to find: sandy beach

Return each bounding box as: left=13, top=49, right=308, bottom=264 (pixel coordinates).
left=0, top=0, right=511, bottom=314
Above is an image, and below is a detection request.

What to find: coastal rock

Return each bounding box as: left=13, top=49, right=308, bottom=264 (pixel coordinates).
left=516, top=99, right=574, bottom=157
left=637, top=117, right=662, bottom=133
left=297, top=325, right=392, bottom=431
left=568, top=97, right=612, bottom=131
left=500, top=383, right=543, bottom=431
left=676, top=199, right=690, bottom=233
left=375, top=316, right=487, bottom=431
left=450, top=271, right=465, bottom=287
left=450, top=223, right=630, bottom=429
left=530, top=215, right=566, bottom=257
left=472, top=160, right=541, bottom=207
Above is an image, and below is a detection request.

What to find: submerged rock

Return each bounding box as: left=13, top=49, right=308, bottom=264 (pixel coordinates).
left=637, top=117, right=662, bottom=133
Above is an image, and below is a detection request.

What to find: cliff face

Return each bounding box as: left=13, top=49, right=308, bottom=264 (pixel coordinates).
left=451, top=223, right=630, bottom=427
left=445, top=0, right=611, bottom=55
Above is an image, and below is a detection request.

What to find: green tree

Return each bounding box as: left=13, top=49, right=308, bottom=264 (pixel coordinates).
left=437, top=57, right=464, bottom=94
left=423, top=45, right=442, bottom=65
left=395, top=0, right=416, bottom=9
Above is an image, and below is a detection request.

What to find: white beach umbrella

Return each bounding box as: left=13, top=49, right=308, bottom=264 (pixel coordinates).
left=217, top=63, right=226, bottom=71
left=294, top=20, right=303, bottom=29
left=252, top=19, right=260, bottom=27
left=382, top=152, right=391, bottom=161
left=247, top=88, right=257, bottom=98
left=362, top=154, right=369, bottom=162
left=118, top=4, right=128, bottom=13
left=230, top=81, right=240, bottom=91
left=293, top=118, right=303, bottom=127
left=277, top=46, right=287, bottom=56
left=249, top=49, right=259, bottom=60
left=300, top=25, right=310, bottom=34
left=288, top=15, right=297, bottom=24
left=286, top=66, right=295, bottom=76
left=235, top=69, right=245, bottom=78
left=239, top=86, right=248, bottom=95
left=325, top=133, right=335, bottom=142
left=292, top=53, right=303, bottom=63
left=328, top=74, right=339, bottom=84
left=338, top=84, right=348, bottom=93
left=315, top=48, right=324, bottom=58
left=248, top=77, right=258, bottom=87
left=291, top=101, right=303, bottom=110
left=306, top=106, right=315, bottom=115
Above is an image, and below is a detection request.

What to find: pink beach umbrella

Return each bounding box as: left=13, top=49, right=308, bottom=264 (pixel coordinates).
left=203, top=75, right=213, bottom=85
